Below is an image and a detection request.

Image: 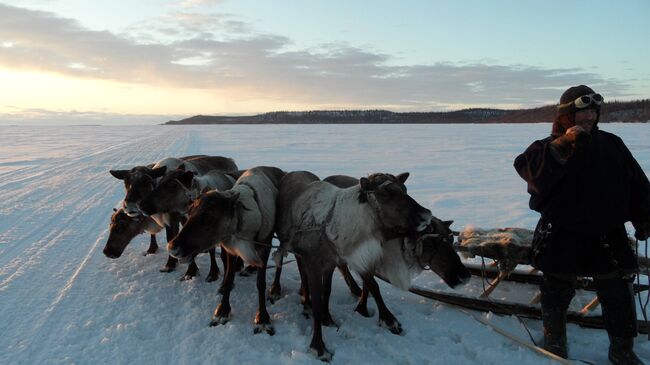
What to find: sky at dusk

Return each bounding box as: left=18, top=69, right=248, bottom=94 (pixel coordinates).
left=1, top=0, right=649, bottom=124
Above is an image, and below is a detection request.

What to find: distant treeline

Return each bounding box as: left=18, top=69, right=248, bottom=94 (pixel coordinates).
left=165, top=99, right=650, bottom=125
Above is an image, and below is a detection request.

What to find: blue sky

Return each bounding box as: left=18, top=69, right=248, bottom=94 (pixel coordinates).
left=1, top=0, right=648, bottom=122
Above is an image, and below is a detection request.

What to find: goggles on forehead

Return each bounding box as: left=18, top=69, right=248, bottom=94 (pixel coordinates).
left=558, top=93, right=604, bottom=110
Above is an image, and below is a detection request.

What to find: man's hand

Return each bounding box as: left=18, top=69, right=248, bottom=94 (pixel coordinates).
left=549, top=125, right=590, bottom=164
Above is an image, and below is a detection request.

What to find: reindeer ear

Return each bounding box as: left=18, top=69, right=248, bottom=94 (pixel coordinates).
left=396, top=172, right=410, bottom=184
left=359, top=177, right=370, bottom=191
left=443, top=220, right=454, bottom=229
left=151, top=166, right=167, bottom=178
left=179, top=171, right=194, bottom=187
left=110, top=170, right=128, bottom=180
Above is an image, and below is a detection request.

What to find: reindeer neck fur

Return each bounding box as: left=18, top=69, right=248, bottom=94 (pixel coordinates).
left=143, top=217, right=164, bottom=235
left=150, top=212, right=172, bottom=228
left=221, top=172, right=278, bottom=267
left=325, top=185, right=385, bottom=275
left=234, top=171, right=278, bottom=241
left=374, top=237, right=420, bottom=290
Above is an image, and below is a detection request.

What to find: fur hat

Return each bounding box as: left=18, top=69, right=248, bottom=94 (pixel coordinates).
left=552, top=85, right=601, bottom=136
left=557, top=85, right=598, bottom=116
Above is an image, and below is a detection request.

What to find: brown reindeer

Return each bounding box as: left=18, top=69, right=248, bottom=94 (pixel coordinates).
left=109, top=155, right=238, bottom=278
left=168, top=166, right=286, bottom=335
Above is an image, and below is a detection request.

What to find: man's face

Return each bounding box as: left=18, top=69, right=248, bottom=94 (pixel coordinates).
left=574, top=108, right=598, bottom=133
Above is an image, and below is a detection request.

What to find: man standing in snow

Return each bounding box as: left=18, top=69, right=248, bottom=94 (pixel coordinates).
left=514, top=85, right=650, bottom=364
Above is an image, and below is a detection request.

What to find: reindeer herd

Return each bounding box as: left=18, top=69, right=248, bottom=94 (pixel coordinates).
left=103, top=155, right=471, bottom=361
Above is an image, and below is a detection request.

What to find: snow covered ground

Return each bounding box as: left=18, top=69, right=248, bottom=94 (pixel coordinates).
left=1, top=123, right=649, bottom=365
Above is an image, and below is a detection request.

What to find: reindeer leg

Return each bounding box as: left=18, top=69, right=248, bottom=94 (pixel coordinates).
left=211, top=252, right=235, bottom=326
left=306, top=257, right=332, bottom=362
left=160, top=223, right=179, bottom=272
left=322, top=265, right=337, bottom=327
left=180, top=259, right=199, bottom=281
left=296, top=257, right=312, bottom=318
left=254, top=246, right=274, bottom=336
left=205, top=248, right=220, bottom=282
left=218, top=252, right=235, bottom=294
left=144, top=234, right=158, bottom=255
left=338, top=264, right=362, bottom=298
left=268, top=253, right=283, bottom=304
left=354, top=283, right=371, bottom=318
left=362, top=274, right=403, bottom=335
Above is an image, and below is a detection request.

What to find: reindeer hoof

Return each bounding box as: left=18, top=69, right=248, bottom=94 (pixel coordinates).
left=268, top=288, right=281, bottom=304
left=379, top=319, right=403, bottom=335
left=179, top=273, right=196, bottom=281
left=159, top=266, right=176, bottom=273
left=143, top=250, right=157, bottom=256
left=310, top=346, right=333, bottom=362
left=253, top=324, right=275, bottom=336
left=210, top=315, right=230, bottom=327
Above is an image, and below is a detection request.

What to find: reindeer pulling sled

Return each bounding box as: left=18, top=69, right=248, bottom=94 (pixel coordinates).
left=106, top=155, right=648, bottom=362
left=406, top=226, right=650, bottom=335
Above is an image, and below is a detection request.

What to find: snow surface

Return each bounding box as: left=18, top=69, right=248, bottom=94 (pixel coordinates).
left=1, top=123, right=649, bottom=365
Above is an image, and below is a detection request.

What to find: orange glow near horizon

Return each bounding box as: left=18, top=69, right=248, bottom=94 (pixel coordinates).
left=0, top=68, right=326, bottom=116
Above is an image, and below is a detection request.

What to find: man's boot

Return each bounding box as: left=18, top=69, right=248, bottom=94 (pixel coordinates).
left=541, top=308, right=568, bottom=358
left=608, top=335, right=644, bottom=365
left=596, top=276, right=644, bottom=365
left=540, top=274, right=575, bottom=358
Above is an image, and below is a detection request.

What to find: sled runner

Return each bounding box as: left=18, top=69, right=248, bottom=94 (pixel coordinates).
left=408, top=286, right=650, bottom=335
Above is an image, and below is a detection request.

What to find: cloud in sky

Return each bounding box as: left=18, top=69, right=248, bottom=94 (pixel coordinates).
left=0, top=3, right=632, bottom=113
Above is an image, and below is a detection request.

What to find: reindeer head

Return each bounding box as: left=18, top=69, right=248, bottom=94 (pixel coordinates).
left=110, top=166, right=167, bottom=217
left=412, top=218, right=470, bottom=288
left=167, top=189, right=240, bottom=263
left=139, top=169, right=195, bottom=216
left=359, top=172, right=432, bottom=239
left=103, top=208, right=149, bottom=258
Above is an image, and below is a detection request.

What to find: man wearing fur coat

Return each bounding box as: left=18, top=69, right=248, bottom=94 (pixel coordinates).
left=514, top=85, right=650, bottom=364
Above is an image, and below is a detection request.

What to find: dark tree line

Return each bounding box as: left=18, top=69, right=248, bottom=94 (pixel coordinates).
left=166, top=99, right=650, bottom=125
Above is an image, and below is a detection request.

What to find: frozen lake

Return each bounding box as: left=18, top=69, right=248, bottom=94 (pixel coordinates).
left=1, top=123, right=649, bottom=364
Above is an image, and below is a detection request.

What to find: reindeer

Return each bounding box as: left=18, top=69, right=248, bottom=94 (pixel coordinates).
left=109, top=155, right=238, bottom=276
left=321, top=175, right=471, bottom=334
left=275, top=171, right=432, bottom=361
left=167, top=166, right=285, bottom=335
left=135, top=168, right=239, bottom=281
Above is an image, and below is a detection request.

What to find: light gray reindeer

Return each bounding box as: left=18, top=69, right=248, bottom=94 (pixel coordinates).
left=322, top=175, right=471, bottom=334
left=275, top=171, right=432, bottom=361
